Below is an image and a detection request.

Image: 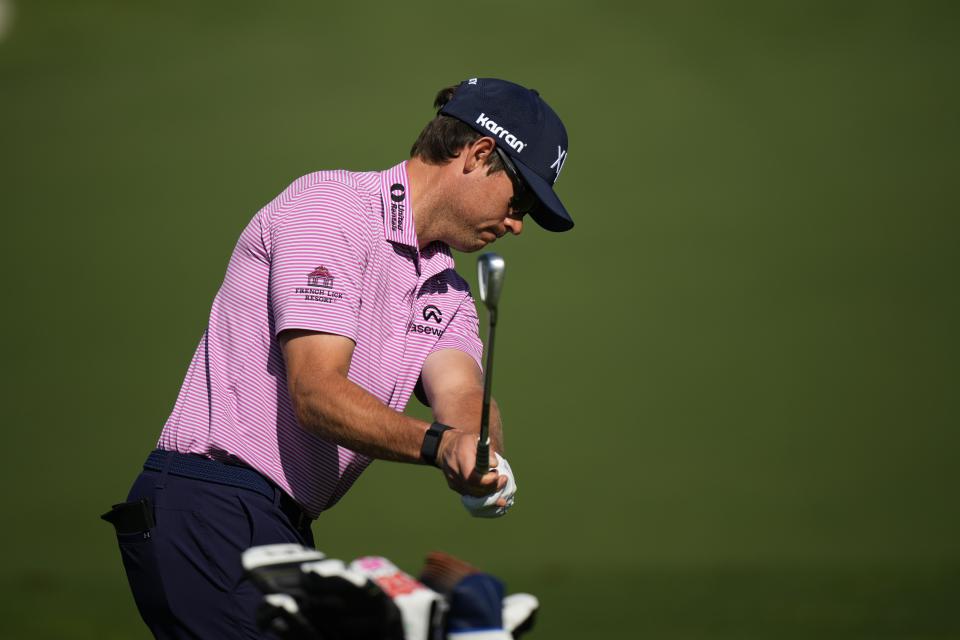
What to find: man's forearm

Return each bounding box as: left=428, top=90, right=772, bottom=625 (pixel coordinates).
left=431, top=388, right=504, bottom=453
left=289, top=371, right=429, bottom=464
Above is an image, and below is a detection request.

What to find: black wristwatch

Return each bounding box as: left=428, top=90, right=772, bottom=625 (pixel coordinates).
left=420, top=422, right=452, bottom=467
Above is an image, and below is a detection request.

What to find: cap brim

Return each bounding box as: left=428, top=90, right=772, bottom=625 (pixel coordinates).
left=513, top=161, right=574, bottom=232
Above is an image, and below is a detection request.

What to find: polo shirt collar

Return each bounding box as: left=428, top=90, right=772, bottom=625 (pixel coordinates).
left=380, top=161, right=418, bottom=248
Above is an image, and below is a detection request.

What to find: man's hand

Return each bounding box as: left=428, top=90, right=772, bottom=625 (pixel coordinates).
left=437, top=430, right=508, bottom=501
left=461, top=453, right=516, bottom=518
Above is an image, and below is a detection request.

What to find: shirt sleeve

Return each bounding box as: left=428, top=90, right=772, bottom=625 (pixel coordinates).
left=267, top=182, right=369, bottom=342
left=413, top=293, right=485, bottom=407
left=431, top=294, right=484, bottom=372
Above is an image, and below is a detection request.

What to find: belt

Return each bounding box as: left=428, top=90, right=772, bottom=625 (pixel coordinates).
left=144, top=449, right=314, bottom=531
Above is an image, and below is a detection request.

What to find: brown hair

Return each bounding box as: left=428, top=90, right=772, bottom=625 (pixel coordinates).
left=410, top=85, right=505, bottom=175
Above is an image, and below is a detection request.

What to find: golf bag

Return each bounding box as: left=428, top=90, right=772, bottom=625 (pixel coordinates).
left=242, top=544, right=539, bottom=640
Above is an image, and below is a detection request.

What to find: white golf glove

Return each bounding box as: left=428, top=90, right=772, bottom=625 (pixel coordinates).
left=461, top=453, right=516, bottom=518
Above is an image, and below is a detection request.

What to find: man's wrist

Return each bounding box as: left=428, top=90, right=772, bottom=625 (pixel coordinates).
left=420, top=422, right=452, bottom=467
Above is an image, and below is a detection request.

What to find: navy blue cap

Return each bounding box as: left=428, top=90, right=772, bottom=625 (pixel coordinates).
left=440, top=78, right=573, bottom=232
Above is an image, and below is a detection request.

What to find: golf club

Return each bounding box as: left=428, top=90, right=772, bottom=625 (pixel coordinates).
left=476, top=252, right=505, bottom=473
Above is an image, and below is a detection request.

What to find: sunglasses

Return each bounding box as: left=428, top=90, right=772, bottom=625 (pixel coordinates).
left=494, top=147, right=537, bottom=216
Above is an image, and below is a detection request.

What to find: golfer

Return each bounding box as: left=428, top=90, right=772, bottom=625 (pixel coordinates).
left=102, top=77, right=573, bottom=638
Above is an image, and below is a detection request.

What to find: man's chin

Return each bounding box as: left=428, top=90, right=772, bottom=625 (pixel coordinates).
left=451, top=236, right=494, bottom=253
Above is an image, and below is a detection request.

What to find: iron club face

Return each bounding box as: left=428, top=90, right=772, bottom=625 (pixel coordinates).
left=477, top=253, right=506, bottom=311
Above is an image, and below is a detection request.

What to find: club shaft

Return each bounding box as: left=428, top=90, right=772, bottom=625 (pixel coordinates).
left=476, top=308, right=497, bottom=473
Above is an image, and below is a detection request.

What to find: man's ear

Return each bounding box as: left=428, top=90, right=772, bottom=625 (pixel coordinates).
left=462, top=136, right=497, bottom=174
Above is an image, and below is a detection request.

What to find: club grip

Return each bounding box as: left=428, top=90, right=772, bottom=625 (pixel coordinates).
left=475, top=437, right=490, bottom=474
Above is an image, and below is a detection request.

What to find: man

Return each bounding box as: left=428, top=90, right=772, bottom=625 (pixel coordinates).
left=102, top=77, right=573, bottom=638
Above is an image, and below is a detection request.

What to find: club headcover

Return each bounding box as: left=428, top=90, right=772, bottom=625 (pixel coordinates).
left=350, top=556, right=446, bottom=640
left=502, top=593, right=540, bottom=638
left=242, top=544, right=327, bottom=597
left=447, top=573, right=505, bottom=632
left=243, top=544, right=404, bottom=640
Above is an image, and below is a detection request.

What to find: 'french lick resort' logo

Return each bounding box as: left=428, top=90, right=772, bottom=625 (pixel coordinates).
left=295, top=265, right=343, bottom=304
left=307, top=265, right=334, bottom=288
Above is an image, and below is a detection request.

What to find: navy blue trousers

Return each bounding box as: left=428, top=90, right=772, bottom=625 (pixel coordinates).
left=113, top=463, right=315, bottom=639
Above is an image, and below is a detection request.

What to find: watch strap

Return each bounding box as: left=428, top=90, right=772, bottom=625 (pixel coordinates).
left=420, top=422, right=452, bottom=467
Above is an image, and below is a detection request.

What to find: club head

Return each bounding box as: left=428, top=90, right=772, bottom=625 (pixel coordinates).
left=477, top=253, right=506, bottom=310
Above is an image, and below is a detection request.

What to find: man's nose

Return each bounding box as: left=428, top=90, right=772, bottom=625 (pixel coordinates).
left=504, top=216, right=524, bottom=236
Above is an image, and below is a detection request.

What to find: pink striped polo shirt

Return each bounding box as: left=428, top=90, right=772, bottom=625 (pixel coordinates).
left=158, top=161, right=483, bottom=517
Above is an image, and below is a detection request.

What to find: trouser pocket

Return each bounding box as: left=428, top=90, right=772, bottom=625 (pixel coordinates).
left=102, top=498, right=174, bottom=629
left=101, top=498, right=155, bottom=537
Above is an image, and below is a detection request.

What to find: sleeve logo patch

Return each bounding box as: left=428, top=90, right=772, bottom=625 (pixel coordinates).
left=295, top=265, right=343, bottom=304
left=306, top=265, right=334, bottom=288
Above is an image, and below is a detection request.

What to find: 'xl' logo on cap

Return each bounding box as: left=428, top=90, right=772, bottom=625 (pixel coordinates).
left=550, top=146, right=567, bottom=180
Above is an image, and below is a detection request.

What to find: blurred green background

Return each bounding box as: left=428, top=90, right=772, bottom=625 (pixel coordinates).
left=2, top=0, right=958, bottom=637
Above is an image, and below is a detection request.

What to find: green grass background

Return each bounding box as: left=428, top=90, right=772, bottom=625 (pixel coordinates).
left=2, top=1, right=958, bottom=637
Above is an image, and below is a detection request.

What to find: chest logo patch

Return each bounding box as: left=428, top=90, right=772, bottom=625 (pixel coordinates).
left=409, top=304, right=445, bottom=338
left=422, top=305, right=442, bottom=324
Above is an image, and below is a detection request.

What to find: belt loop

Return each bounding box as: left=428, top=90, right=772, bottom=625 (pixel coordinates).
left=272, top=484, right=282, bottom=508
left=157, top=449, right=174, bottom=489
